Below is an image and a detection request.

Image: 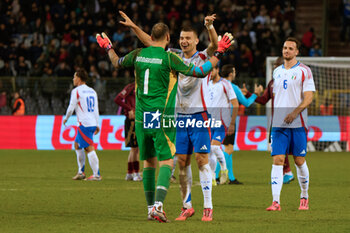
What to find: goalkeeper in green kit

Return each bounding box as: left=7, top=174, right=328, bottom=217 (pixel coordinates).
left=96, top=23, right=233, bottom=222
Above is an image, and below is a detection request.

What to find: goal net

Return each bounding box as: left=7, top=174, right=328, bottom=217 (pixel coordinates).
left=266, top=57, right=350, bottom=152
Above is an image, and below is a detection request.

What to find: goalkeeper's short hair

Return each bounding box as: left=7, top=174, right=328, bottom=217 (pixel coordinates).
left=151, top=23, right=169, bottom=41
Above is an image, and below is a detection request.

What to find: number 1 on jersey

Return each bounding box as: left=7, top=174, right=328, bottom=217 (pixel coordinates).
left=144, top=68, right=149, bottom=94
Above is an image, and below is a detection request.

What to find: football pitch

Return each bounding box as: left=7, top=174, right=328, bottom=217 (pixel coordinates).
left=0, top=150, right=349, bottom=233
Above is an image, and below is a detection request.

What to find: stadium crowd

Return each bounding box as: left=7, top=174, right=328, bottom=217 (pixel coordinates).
left=0, top=0, right=303, bottom=114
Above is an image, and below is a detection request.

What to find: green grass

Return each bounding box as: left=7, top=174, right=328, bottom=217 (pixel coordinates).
left=0, top=150, right=349, bottom=233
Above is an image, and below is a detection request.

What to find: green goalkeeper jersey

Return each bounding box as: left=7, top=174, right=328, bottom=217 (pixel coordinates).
left=119, top=46, right=202, bottom=123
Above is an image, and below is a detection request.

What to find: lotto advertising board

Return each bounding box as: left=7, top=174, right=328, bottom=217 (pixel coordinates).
left=0, top=115, right=349, bottom=150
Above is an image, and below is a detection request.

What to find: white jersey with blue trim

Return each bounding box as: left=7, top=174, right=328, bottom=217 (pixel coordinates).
left=168, top=48, right=211, bottom=114
left=206, top=78, right=237, bottom=128
left=64, top=84, right=99, bottom=127
left=272, top=61, right=316, bottom=128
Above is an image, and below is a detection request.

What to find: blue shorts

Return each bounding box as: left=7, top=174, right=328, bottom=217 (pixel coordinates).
left=211, top=124, right=226, bottom=143
left=271, top=127, right=307, bottom=157
left=75, top=125, right=97, bottom=149
left=175, top=111, right=211, bottom=154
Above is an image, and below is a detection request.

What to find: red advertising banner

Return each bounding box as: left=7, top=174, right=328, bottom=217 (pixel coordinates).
left=0, top=115, right=348, bottom=151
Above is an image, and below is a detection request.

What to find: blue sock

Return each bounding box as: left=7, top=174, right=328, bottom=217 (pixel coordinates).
left=224, top=151, right=235, bottom=181
left=215, top=161, right=220, bottom=179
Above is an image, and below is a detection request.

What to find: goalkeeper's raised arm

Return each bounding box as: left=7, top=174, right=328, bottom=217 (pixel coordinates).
left=96, top=28, right=234, bottom=77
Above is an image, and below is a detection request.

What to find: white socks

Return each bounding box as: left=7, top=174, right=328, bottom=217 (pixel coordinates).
left=209, top=153, right=217, bottom=174
left=211, top=145, right=227, bottom=170
left=87, top=151, right=100, bottom=177
left=199, top=164, right=213, bottom=209
left=75, top=149, right=85, bottom=174
left=179, top=165, right=193, bottom=209
left=154, top=201, right=163, bottom=212
left=172, top=155, right=178, bottom=176
left=295, top=161, right=309, bottom=199
left=271, top=164, right=283, bottom=203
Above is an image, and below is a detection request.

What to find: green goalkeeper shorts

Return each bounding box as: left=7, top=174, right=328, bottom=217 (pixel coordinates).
left=135, top=121, right=176, bottom=161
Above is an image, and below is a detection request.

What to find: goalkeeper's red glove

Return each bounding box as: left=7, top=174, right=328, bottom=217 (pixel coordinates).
left=213, top=32, right=234, bottom=59
left=217, top=32, right=234, bottom=53
left=96, top=32, right=113, bottom=52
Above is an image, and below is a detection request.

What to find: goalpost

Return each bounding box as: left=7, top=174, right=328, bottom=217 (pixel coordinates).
left=265, top=57, right=350, bottom=152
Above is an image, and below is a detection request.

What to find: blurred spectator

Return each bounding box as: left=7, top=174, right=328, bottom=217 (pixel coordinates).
left=113, top=28, right=126, bottom=43
left=0, top=61, right=15, bottom=76
left=41, top=68, right=56, bottom=105
left=0, top=0, right=300, bottom=114
left=29, top=40, right=43, bottom=65
left=0, top=91, right=6, bottom=109
left=55, top=62, right=71, bottom=77
left=0, top=24, right=11, bottom=45
left=309, top=43, right=322, bottom=57
left=15, top=56, right=30, bottom=89
left=12, top=91, right=25, bottom=115
left=320, top=98, right=334, bottom=115
left=239, top=43, right=254, bottom=74
left=341, top=0, right=350, bottom=43
left=302, top=28, right=315, bottom=55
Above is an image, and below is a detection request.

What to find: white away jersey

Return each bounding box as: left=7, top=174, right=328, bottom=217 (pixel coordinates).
left=206, top=78, right=237, bottom=128
left=169, top=48, right=211, bottom=114
left=64, top=84, right=99, bottom=127
left=272, top=62, right=316, bottom=128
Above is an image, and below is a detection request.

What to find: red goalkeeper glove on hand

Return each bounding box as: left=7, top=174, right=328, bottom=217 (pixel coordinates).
left=213, top=32, right=234, bottom=59
left=96, top=32, right=113, bottom=52
left=217, top=32, right=234, bottom=53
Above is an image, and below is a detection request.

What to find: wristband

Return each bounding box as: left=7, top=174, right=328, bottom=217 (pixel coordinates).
left=206, top=24, right=214, bottom=30
left=213, top=51, right=223, bottom=60
left=106, top=44, right=112, bottom=52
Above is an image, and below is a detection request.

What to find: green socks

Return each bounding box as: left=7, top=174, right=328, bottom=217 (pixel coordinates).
left=155, top=165, right=172, bottom=204
left=143, top=167, right=155, bottom=206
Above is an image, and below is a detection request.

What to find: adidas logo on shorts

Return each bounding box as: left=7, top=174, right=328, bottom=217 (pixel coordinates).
left=200, top=145, right=208, bottom=151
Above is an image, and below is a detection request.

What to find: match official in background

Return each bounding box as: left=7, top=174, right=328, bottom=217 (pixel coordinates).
left=63, top=69, right=102, bottom=181
left=12, top=91, right=25, bottom=115
left=218, top=65, right=261, bottom=185
left=266, top=38, right=315, bottom=211
left=114, top=81, right=142, bottom=182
